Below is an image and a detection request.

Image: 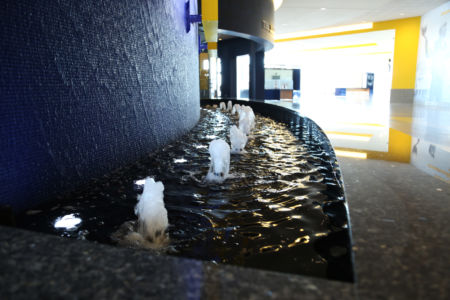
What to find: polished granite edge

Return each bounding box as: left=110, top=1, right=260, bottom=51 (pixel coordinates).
left=0, top=226, right=355, bottom=300
left=338, top=157, right=450, bottom=300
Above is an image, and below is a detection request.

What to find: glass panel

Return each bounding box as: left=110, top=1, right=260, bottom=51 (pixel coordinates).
left=236, top=54, right=250, bottom=99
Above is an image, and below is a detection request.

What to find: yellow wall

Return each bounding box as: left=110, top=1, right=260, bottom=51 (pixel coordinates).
left=373, top=18, right=421, bottom=89
left=201, top=0, right=218, bottom=21
left=276, top=17, right=422, bottom=90
left=202, top=0, right=218, bottom=44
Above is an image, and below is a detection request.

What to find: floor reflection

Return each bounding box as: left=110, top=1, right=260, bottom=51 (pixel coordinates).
left=267, top=94, right=450, bottom=185
left=411, top=101, right=450, bottom=184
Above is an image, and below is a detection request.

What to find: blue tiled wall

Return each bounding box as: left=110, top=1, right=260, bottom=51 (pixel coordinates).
left=0, top=0, right=200, bottom=212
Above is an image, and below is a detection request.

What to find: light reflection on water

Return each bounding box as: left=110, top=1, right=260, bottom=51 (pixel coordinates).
left=54, top=214, right=82, bottom=230
left=134, top=179, right=146, bottom=186
left=173, top=158, right=188, bottom=164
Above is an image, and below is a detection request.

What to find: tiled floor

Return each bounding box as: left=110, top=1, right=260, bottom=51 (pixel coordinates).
left=268, top=96, right=450, bottom=184
left=339, top=157, right=449, bottom=299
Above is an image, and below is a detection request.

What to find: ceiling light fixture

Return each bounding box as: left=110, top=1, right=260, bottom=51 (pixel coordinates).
left=320, top=8, right=326, bottom=11
left=300, top=43, right=377, bottom=52
left=273, top=0, right=283, bottom=11
left=275, top=22, right=374, bottom=42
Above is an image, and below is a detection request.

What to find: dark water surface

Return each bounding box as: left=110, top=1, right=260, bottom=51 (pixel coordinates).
left=17, top=107, right=353, bottom=281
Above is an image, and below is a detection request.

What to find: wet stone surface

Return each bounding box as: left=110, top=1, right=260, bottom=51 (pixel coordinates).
left=16, top=107, right=354, bottom=281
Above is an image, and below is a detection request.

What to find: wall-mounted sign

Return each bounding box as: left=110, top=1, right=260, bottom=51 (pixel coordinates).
left=261, top=20, right=274, bottom=35
left=265, top=69, right=293, bottom=89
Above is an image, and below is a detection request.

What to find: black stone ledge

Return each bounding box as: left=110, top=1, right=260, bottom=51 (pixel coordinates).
left=0, top=226, right=356, bottom=300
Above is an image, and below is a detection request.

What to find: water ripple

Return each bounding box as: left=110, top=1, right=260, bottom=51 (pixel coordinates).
left=17, top=107, right=350, bottom=280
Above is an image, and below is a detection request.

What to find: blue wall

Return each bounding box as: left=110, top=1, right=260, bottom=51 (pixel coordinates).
left=0, top=0, right=200, bottom=212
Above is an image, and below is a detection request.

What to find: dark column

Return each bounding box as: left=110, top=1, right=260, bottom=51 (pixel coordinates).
left=219, top=38, right=263, bottom=99
left=255, top=50, right=265, bottom=100
left=219, top=51, right=228, bottom=98
left=219, top=0, right=274, bottom=48
left=216, top=0, right=274, bottom=99
left=249, top=42, right=265, bottom=100
left=219, top=51, right=237, bottom=98
left=228, top=55, right=237, bottom=98
left=249, top=43, right=256, bottom=100
left=293, top=69, right=301, bottom=90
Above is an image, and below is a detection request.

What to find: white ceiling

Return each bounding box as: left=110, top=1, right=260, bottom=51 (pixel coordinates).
left=275, top=0, right=448, bottom=34
left=271, top=29, right=395, bottom=55
left=265, top=29, right=396, bottom=67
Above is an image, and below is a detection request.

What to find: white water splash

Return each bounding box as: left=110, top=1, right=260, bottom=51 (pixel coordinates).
left=113, top=177, right=169, bottom=249
left=227, top=100, right=233, bottom=112
left=205, top=139, right=230, bottom=183
left=230, top=125, right=248, bottom=154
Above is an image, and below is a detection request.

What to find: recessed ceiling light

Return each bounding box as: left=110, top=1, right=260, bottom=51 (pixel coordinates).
left=320, top=8, right=327, bottom=11
left=273, top=0, right=283, bottom=11
left=275, top=22, right=374, bottom=41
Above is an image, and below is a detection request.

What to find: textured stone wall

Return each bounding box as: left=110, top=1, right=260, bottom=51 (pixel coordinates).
left=0, top=0, right=200, bottom=212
